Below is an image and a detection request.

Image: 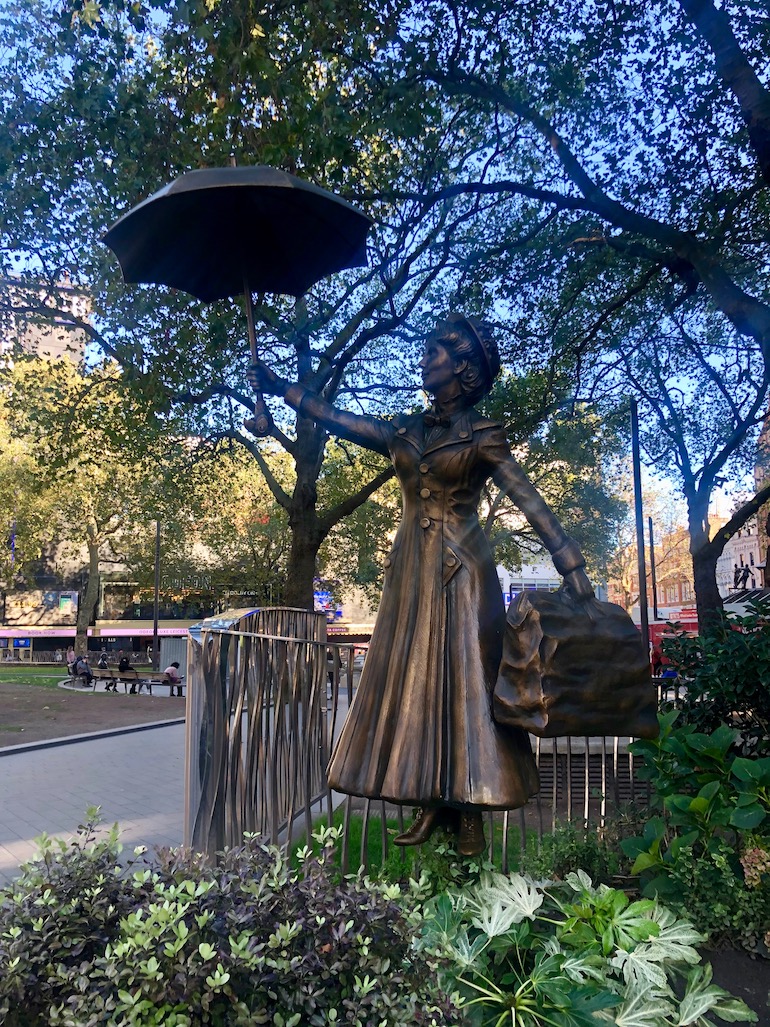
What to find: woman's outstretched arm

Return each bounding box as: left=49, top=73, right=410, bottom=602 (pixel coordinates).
left=249, top=362, right=393, bottom=458
left=483, top=427, right=594, bottom=599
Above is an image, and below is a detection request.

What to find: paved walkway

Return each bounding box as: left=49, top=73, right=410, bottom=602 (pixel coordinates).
left=0, top=723, right=185, bottom=886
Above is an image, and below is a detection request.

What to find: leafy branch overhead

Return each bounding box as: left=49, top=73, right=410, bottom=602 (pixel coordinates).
left=1, top=0, right=768, bottom=614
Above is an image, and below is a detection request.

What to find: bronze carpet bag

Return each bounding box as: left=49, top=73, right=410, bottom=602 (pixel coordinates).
left=493, top=589, right=658, bottom=738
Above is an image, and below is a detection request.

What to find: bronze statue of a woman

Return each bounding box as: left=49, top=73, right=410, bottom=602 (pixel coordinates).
left=253, top=313, right=593, bottom=855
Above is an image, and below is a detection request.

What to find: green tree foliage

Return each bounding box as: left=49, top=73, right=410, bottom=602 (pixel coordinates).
left=175, top=443, right=292, bottom=604
left=0, top=354, right=190, bottom=648
left=316, top=439, right=401, bottom=606
left=369, top=0, right=770, bottom=621
left=482, top=374, right=627, bottom=580
left=0, top=0, right=631, bottom=608
left=0, top=399, right=58, bottom=590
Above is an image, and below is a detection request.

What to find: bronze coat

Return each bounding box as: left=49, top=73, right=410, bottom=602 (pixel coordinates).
left=285, top=398, right=581, bottom=811
left=287, top=386, right=583, bottom=809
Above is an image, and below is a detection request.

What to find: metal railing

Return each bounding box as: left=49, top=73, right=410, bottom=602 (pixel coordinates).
left=184, top=610, right=658, bottom=873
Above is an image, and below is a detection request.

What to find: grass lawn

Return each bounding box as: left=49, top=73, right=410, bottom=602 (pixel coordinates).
left=0, top=665, right=66, bottom=689
left=0, top=664, right=152, bottom=689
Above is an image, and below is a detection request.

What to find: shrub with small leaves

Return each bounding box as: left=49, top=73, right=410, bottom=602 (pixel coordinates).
left=664, top=841, right=770, bottom=957
left=518, top=819, right=630, bottom=886
left=0, top=817, right=459, bottom=1026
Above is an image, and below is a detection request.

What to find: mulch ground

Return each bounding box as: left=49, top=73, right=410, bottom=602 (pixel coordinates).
left=0, top=680, right=183, bottom=748
left=706, top=949, right=770, bottom=1025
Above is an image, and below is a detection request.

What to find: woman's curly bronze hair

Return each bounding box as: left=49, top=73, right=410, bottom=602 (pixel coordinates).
left=433, top=313, right=500, bottom=405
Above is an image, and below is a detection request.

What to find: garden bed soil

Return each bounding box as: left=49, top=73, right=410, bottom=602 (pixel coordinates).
left=0, top=680, right=183, bottom=749
left=707, top=948, right=770, bottom=1025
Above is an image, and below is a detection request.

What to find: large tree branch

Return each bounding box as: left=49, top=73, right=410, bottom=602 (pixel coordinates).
left=363, top=178, right=589, bottom=215
left=321, top=186, right=520, bottom=398
left=703, top=480, right=770, bottom=561
left=0, top=292, right=123, bottom=360
left=235, top=437, right=293, bottom=511
left=318, top=464, right=395, bottom=533
left=427, top=70, right=770, bottom=348
left=317, top=200, right=462, bottom=391
left=673, top=318, right=742, bottom=422
left=173, top=383, right=251, bottom=409
left=571, top=263, right=661, bottom=356
left=678, top=0, right=770, bottom=186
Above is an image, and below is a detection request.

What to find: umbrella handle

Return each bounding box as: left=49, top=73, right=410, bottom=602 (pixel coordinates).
left=249, top=394, right=273, bottom=437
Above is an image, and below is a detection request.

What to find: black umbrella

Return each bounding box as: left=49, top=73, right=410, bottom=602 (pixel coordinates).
left=103, top=165, right=372, bottom=434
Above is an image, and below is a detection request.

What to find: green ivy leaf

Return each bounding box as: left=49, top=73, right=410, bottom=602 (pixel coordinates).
left=728, top=805, right=766, bottom=830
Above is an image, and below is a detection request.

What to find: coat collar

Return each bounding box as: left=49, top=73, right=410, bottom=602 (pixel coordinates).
left=392, top=408, right=498, bottom=455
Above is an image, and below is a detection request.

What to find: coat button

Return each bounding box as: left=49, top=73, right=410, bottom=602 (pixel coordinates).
left=446, top=554, right=457, bottom=567
left=459, top=430, right=469, bottom=439
left=383, top=557, right=392, bottom=568
left=397, top=427, right=407, bottom=435
left=419, top=488, right=431, bottom=499
left=419, top=463, right=429, bottom=474
left=420, top=517, right=431, bottom=528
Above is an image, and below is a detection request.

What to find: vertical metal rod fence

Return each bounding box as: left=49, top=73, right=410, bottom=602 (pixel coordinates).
left=185, top=614, right=664, bottom=873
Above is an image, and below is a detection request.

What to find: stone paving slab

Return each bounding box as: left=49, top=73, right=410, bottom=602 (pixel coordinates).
left=0, top=723, right=185, bottom=886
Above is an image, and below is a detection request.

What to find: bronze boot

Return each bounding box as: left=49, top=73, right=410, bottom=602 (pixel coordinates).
left=394, top=807, right=442, bottom=846
left=457, top=812, right=486, bottom=856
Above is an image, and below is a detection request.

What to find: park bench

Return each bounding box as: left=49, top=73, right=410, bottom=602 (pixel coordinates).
left=90, top=667, right=185, bottom=697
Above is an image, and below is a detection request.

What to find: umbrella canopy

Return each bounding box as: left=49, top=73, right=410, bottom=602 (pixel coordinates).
left=102, top=165, right=372, bottom=301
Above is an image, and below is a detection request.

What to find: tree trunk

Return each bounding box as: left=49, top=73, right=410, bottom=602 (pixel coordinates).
left=691, top=541, right=723, bottom=629
left=75, top=536, right=100, bottom=654
left=283, top=517, right=323, bottom=609
left=282, top=414, right=326, bottom=610
left=686, top=482, right=770, bottom=628
left=686, top=488, right=724, bottom=628
left=269, top=402, right=394, bottom=608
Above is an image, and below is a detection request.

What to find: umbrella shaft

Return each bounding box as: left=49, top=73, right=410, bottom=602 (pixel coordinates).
left=243, top=280, right=258, bottom=360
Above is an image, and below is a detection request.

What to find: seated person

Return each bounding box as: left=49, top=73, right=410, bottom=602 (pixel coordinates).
left=164, top=661, right=184, bottom=696
left=118, top=655, right=142, bottom=694
left=73, top=655, right=93, bottom=687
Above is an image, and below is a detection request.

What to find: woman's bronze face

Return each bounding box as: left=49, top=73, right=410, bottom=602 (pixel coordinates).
left=420, top=334, right=459, bottom=394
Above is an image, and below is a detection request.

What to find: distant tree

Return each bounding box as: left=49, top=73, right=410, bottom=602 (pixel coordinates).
left=183, top=445, right=292, bottom=604
left=0, top=399, right=58, bottom=592
left=316, top=439, right=402, bottom=608
left=0, top=354, right=190, bottom=650
left=606, top=482, right=691, bottom=614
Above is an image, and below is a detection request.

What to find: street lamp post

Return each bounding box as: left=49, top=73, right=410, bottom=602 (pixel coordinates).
left=152, top=519, right=160, bottom=671
left=631, top=400, right=650, bottom=653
